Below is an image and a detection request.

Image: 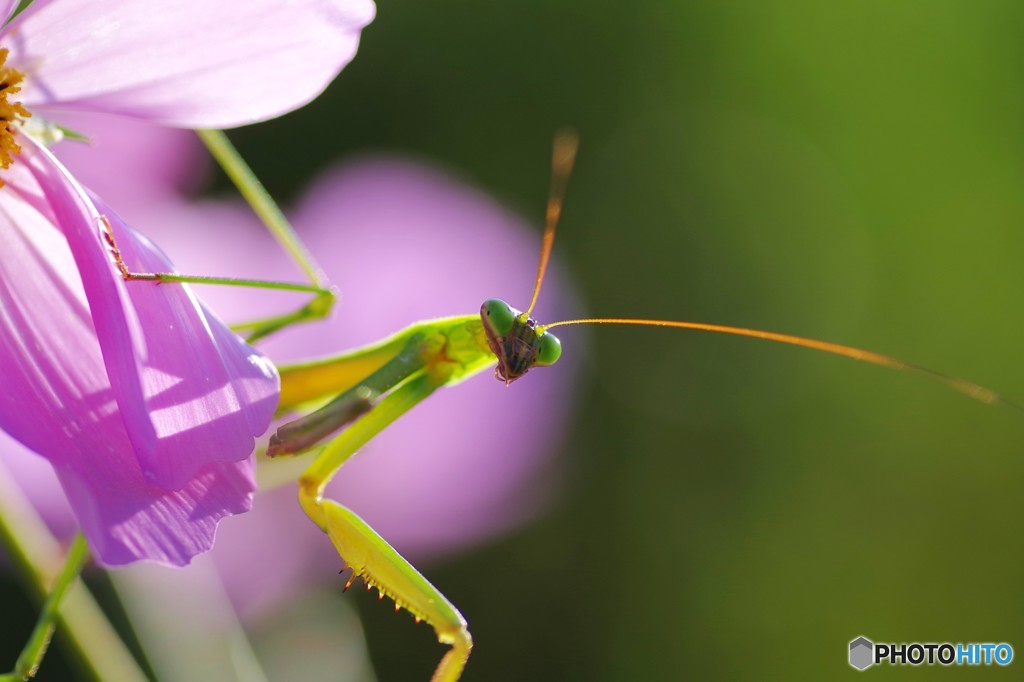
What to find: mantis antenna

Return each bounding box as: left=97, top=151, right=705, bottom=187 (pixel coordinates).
left=520, top=131, right=1017, bottom=411
left=520, top=130, right=1015, bottom=411
left=543, top=317, right=1023, bottom=412
left=525, top=128, right=579, bottom=317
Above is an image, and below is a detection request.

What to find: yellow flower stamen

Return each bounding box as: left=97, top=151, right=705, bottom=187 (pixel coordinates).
left=0, top=47, right=31, bottom=186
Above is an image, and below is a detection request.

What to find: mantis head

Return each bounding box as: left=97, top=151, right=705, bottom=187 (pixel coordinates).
left=480, top=298, right=562, bottom=384
left=475, top=131, right=576, bottom=385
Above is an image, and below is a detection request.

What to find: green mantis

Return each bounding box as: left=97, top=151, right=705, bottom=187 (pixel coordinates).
left=263, top=131, right=1018, bottom=682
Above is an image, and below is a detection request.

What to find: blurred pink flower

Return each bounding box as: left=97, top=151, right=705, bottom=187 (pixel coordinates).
left=0, top=0, right=375, bottom=566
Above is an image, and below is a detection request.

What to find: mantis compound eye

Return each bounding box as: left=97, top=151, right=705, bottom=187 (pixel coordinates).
left=535, top=332, right=562, bottom=366
left=481, top=298, right=516, bottom=336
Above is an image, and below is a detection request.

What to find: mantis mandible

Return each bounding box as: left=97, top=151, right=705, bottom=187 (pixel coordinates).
left=263, top=130, right=1018, bottom=682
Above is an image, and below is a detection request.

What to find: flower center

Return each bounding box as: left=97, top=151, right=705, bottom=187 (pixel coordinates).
left=0, top=48, right=30, bottom=178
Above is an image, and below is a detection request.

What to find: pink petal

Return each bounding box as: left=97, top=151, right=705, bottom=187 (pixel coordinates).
left=14, top=138, right=278, bottom=489
left=11, top=137, right=155, bottom=462
left=4, top=0, right=375, bottom=128
left=0, top=173, right=259, bottom=565
left=0, top=146, right=138, bottom=458
left=55, top=450, right=256, bottom=567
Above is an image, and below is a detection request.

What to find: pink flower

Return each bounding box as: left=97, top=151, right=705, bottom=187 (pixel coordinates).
left=0, top=0, right=375, bottom=566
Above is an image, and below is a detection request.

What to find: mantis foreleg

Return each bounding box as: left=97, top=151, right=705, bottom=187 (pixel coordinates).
left=296, top=369, right=474, bottom=682
left=270, top=316, right=491, bottom=681
left=99, top=214, right=336, bottom=343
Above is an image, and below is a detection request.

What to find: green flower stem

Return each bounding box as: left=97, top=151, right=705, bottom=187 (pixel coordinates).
left=0, top=463, right=149, bottom=682
left=196, top=129, right=329, bottom=290
left=196, top=129, right=337, bottom=341
left=0, top=535, right=87, bottom=682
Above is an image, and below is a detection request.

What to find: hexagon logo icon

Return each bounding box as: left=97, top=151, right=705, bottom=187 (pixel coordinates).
left=849, top=636, right=874, bottom=670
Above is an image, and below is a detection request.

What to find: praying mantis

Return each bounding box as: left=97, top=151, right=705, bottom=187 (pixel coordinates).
left=4, top=128, right=1018, bottom=682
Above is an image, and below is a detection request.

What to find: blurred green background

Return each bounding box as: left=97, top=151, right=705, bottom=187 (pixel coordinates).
left=5, top=0, right=1024, bottom=679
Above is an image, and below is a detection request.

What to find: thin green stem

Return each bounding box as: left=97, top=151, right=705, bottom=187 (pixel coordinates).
left=196, top=129, right=329, bottom=289
left=0, top=462, right=149, bottom=682
left=0, top=535, right=88, bottom=682
left=193, top=129, right=338, bottom=341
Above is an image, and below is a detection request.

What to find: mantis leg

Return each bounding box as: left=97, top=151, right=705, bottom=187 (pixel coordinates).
left=269, top=333, right=426, bottom=456
left=298, top=373, right=474, bottom=682
left=0, top=534, right=89, bottom=682
left=98, top=214, right=336, bottom=343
